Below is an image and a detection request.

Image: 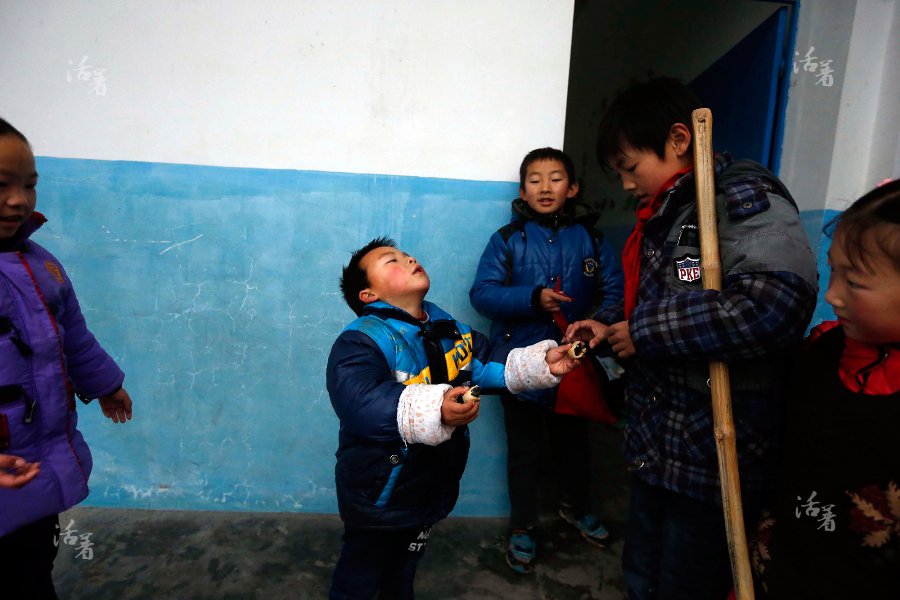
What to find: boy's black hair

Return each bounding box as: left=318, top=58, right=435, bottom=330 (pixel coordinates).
left=519, top=147, right=577, bottom=190
left=826, top=179, right=900, bottom=272
left=340, top=236, right=397, bottom=316
left=0, top=118, right=29, bottom=144
left=595, top=77, right=701, bottom=167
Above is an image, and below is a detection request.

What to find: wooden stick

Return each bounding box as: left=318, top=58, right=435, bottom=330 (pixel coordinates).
left=691, top=108, right=755, bottom=600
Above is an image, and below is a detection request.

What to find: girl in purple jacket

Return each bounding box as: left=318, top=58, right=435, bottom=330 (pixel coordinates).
left=0, top=118, right=133, bottom=599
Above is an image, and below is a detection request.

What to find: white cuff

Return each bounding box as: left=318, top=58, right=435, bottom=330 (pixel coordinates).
left=396, top=384, right=455, bottom=446
left=504, top=340, right=562, bottom=394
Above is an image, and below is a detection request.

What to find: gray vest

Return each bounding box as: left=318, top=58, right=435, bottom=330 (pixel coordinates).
left=662, top=188, right=818, bottom=393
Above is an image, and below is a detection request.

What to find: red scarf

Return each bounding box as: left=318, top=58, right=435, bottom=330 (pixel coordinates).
left=621, top=168, right=692, bottom=318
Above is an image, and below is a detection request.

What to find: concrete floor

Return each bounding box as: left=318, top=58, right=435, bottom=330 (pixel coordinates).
left=53, top=424, right=629, bottom=599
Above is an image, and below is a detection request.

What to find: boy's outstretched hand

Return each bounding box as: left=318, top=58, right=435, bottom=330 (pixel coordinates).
left=440, top=386, right=480, bottom=427
left=0, top=454, right=40, bottom=489
left=565, top=319, right=636, bottom=359
left=99, top=387, right=133, bottom=423
left=606, top=321, right=636, bottom=359
left=545, top=344, right=582, bottom=376
left=565, top=319, right=610, bottom=349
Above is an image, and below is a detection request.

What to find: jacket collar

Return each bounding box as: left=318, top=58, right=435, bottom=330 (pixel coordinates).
left=361, top=300, right=454, bottom=328
left=510, top=197, right=600, bottom=230
left=0, top=212, right=46, bottom=252
left=656, top=153, right=797, bottom=221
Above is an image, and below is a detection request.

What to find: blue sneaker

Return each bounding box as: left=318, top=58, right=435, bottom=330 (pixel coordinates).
left=559, top=506, right=610, bottom=547
left=505, top=529, right=536, bottom=573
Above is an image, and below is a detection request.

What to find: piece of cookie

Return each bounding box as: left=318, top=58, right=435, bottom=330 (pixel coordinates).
left=568, top=341, right=587, bottom=359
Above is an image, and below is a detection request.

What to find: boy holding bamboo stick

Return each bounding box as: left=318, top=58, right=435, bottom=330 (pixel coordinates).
left=565, top=77, right=818, bottom=600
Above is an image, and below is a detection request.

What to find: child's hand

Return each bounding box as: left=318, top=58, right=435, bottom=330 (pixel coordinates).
left=99, top=387, right=133, bottom=423
left=564, top=319, right=610, bottom=349
left=0, top=454, right=40, bottom=489
left=440, top=386, right=480, bottom=426
left=545, top=344, right=581, bottom=376
left=607, top=321, right=636, bottom=359
left=539, top=288, right=573, bottom=313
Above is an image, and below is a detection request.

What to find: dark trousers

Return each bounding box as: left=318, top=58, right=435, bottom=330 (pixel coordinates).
left=0, top=514, right=60, bottom=600
left=622, top=476, right=759, bottom=600
left=329, top=524, right=431, bottom=600
left=501, top=392, right=592, bottom=530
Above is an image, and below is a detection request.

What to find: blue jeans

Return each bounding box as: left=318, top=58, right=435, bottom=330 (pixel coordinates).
left=623, top=476, right=756, bottom=600
left=329, top=524, right=431, bottom=600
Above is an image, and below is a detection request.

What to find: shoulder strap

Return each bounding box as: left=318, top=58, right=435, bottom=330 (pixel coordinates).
left=498, top=220, right=526, bottom=243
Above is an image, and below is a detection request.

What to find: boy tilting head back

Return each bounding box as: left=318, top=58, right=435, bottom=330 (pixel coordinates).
left=327, top=237, right=581, bottom=599
left=566, top=77, right=819, bottom=599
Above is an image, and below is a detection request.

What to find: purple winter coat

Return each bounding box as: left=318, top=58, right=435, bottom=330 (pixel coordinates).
left=0, top=213, right=124, bottom=537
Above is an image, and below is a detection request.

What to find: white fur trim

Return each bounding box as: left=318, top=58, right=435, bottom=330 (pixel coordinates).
left=396, top=384, right=455, bottom=446
left=505, top=340, right=562, bottom=394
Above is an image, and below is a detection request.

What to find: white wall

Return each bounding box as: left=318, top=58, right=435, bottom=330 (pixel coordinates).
left=770, top=0, right=900, bottom=213
left=827, top=0, right=899, bottom=209
left=1, top=0, right=574, bottom=182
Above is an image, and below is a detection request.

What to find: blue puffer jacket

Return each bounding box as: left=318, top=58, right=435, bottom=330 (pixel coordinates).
left=469, top=198, right=623, bottom=406
left=326, top=300, right=506, bottom=529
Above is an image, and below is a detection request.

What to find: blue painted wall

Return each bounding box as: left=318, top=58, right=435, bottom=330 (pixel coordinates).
left=34, top=156, right=839, bottom=515
left=35, top=156, right=520, bottom=515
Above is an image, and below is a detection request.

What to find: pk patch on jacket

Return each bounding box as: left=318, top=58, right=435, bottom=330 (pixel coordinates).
left=674, top=254, right=701, bottom=284
left=582, top=257, right=598, bottom=277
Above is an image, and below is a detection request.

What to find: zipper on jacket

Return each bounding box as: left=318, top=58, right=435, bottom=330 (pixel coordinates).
left=10, top=334, right=33, bottom=357
left=0, top=316, right=34, bottom=357
left=23, top=394, right=37, bottom=424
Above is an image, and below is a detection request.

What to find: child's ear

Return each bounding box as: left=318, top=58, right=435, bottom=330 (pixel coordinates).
left=358, top=289, right=378, bottom=305
left=668, top=123, right=692, bottom=158
left=519, top=187, right=527, bottom=201
left=567, top=181, right=580, bottom=198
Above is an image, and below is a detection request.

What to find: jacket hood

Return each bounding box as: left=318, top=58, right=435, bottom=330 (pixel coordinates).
left=717, top=156, right=799, bottom=209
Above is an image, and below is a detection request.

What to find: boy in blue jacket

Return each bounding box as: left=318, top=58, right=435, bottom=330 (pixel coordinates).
left=470, top=147, right=624, bottom=573
left=327, top=236, right=581, bottom=599
left=566, top=77, right=819, bottom=600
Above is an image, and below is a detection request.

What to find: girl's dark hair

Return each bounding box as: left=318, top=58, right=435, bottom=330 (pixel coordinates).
left=519, top=147, right=577, bottom=190
left=340, top=236, right=397, bottom=316
left=827, top=179, right=900, bottom=272
left=595, top=77, right=700, bottom=168
left=0, top=117, right=29, bottom=144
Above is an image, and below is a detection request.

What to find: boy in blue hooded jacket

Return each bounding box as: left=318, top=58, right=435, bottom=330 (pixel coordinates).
left=470, top=147, right=624, bottom=572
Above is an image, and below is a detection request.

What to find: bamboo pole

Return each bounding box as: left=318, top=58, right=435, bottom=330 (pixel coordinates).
left=691, top=108, right=755, bottom=600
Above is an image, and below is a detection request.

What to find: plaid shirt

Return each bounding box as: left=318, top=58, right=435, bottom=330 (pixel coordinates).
left=597, top=155, right=818, bottom=505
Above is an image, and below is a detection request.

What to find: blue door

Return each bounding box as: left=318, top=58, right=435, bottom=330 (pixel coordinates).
left=690, top=6, right=795, bottom=171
